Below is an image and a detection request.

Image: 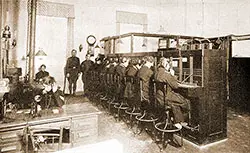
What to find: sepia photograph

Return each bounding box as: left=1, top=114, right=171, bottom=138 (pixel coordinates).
left=0, top=0, right=250, bottom=152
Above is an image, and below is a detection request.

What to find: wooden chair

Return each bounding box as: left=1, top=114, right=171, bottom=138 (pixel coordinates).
left=113, top=75, right=129, bottom=121
left=135, top=79, right=158, bottom=136
left=124, top=76, right=142, bottom=128
left=106, top=74, right=117, bottom=113
left=25, top=125, right=64, bottom=153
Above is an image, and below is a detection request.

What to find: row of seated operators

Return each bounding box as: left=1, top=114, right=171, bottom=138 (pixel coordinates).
left=84, top=54, right=190, bottom=128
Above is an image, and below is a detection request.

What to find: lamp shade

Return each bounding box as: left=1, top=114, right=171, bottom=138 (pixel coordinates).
left=35, top=49, right=47, bottom=56
left=117, top=38, right=123, bottom=44
left=95, top=45, right=100, bottom=49
left=2, top=25, right=11, bottom=39
left=157, top=25, right=166, bottom=34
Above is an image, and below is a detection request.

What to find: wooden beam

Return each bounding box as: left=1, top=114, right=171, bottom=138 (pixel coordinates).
left=106, top=52, right=157, bottom=58
left=230, top=34, right=250, bottom=41
left=130, top=34, right=134, bottom=53
left=28, top=0, right=37, bottom=83
left=189, top=55, right=193, bottom=83
left=101, top=32, right=204, bottom=41
left=179, top=56, right=183, bottom=81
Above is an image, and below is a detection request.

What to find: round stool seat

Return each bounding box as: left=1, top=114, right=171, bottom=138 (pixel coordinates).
left=136, top=112, right=158, bottom=122
left=107, top=97, right=115, bottom=104
left=165, top=106, right=172, bottom=110
left=155, top=122, right=182, bottom=133
left=125, top=107, right=141, bottom=116
left=109, top=100, right=119, bottom=105
left=114, top=103, right=129, bottom=110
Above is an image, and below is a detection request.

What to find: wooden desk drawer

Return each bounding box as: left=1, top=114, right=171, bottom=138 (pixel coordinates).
left=0, top=130, right=23, bottom=143
left=0, top=140, right=22, bottom=153
left=71, top=121, right=97, bottom=131
left=71, top=129, right=98, bottom=145
left=71, top=115, right=98, bottom=131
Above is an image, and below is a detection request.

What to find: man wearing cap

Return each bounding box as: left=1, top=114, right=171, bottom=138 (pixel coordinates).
left=65, top=49, right=80, bottom=95
left=80, top=54, right=94, bottom=95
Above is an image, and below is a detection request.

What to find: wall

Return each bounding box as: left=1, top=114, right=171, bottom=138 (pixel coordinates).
left=45, top=0, right=162, bottom=55
left=159, top=0, right=250, bottom=37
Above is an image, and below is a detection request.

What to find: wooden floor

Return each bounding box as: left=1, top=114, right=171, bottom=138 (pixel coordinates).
left=58, top=95, right=250, bottom=153
left=90, top=96, right=250, bottom=153
left=1, top=95, right=250, bottom=153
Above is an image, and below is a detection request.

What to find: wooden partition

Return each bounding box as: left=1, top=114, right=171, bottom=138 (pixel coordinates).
left=160, top=49, right=227, bottom=145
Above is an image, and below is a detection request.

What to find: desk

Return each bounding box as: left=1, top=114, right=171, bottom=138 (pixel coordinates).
left=0, top=103, right=101, bottom=152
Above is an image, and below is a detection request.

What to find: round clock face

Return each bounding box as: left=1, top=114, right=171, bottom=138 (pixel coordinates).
left=86, top=35, right=96, bottom=46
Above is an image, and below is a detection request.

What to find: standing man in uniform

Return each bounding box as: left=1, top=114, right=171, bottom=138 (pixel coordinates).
left=80, top=54, right=94, bottom=96
left=65, top=49, right=80, bottom=96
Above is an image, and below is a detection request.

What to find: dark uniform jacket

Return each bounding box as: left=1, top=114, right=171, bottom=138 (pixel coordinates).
left=107, top=64, right=116, bottom=74
left=115, top=64, right=126, bottom=77
left=80, top=60, right=94, bottom=83
left=65, top=56, right=80, bottom=76
left=114, top=64, right=126, bottom=98
left=154, top=66, right=185, bottom=103
left=137, top=65, right=153, bottom=100
left=154, top=66, right=190, bottom=123
left=35, top=71, right=49, bottom=82
left=124, top=65, right=138, bottom=98
left=126, top=65, right=138, bottom=77
left=94, top=63, right=104, bottom=73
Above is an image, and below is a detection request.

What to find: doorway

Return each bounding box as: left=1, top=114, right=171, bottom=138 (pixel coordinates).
left=229, top=39, right=250, bottom=112
left=229, top=58, right=250, bottom=111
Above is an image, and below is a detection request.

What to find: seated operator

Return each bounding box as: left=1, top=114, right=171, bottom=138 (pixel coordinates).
left=42, top=76, right=64, bottom=109
left=154, top=57, right=190, bottom=126
left=35, top=64, right=49, bottom=82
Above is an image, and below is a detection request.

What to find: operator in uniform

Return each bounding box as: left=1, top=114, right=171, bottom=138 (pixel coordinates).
left=154, top=57, right=190, bottom=125
left=115, top=57, right=130, bottom=100
left=137, top=56, right=154, bottom=101
left=136, top=56, right=155, bottom=118
left=124, top=58, right=140, bottom=107
left=65, top=49, right=80, bottom=95
left=80, top=54, right=94, bottom=95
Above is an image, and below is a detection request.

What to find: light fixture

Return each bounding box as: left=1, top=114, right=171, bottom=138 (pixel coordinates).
left=2, top=25, right=11, bottom=40
left=79, top=44, right=83, bottom=52
left=117, top=36, right=123, bottom=44
left=142, top=37, right=147, bottom=47
left=35, top=49, right=47, bottom=56
left=12, top=39, right=17, bottom=48
left=157, top=25, right=166, bottom=34
left=95, top=45, right=100, bottom=49
left=21, top=55, right=26, bottom=61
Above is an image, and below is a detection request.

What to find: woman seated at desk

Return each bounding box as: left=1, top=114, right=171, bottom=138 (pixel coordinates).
left=154, top=57, right=190, bottom=126
left=35, top=64, right=49, bottom=82
left=41, top=76, right=64, bottom=110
